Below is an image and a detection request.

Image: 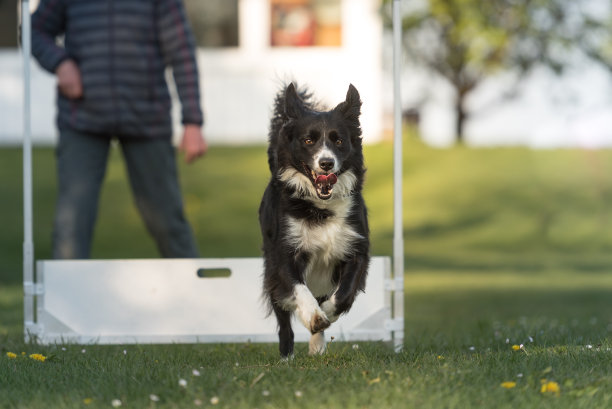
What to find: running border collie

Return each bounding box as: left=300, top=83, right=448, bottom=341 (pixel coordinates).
left=259, top=83, right=370, bottom=358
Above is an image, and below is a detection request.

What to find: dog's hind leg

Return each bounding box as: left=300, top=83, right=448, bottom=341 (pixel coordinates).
left=308, top=331, right=326, bottom=355
left=273, top=303, right=294, bottom=359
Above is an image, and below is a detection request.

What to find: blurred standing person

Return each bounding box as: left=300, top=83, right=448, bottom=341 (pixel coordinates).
left=31, top=0, right=207, bottom=259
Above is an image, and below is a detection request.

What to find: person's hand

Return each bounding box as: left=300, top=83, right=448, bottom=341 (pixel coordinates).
left=55, top=59, right=83, bottom=99
left=180, top=124, right=208, bottom=164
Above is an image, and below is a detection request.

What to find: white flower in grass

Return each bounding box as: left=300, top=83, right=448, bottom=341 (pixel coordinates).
left=123, top=350, right=127, bottom=355
left=178, top=378, right=188, bottom=388
left=81, top=349, right=87, bottom=354
left=111, top=399, right=122, bottom=407
left=295, top=390, right=303, bottom=398
left=517, top=373, right=523, bottom=378
left=352, top=344, right=359, bottom=350
left=469, top=346, right=475, bottom=351
left=149, top=394, right=160, bottom=402
left=192, top=369, right=201, bottom=376
left=262, top=390, right=270, bottom=397
left=586, top=344, right=593, bottom=349
left=210, top=396, right=219, bottom=405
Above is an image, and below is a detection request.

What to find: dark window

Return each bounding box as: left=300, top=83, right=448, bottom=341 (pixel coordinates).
left=0, top=0, right=18, bottom=47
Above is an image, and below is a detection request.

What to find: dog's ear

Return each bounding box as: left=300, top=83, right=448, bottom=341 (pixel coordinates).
left=284, top=83, right=305, bottom=119
left=334, top=84, right=362, bottom=124
left=335, top=84, right=362, bottom=140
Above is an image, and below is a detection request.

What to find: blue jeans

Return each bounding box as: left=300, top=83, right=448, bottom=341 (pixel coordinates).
left=53, top=129, right=199, bottom=259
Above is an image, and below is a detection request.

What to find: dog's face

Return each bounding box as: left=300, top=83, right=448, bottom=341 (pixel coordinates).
left=279, top=84, right=363, bottom=200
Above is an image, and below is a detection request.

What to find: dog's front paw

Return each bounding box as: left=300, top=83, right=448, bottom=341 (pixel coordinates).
left=321, top=300, right=339, bottom=323
left=310, top=311, right=330, bottom=333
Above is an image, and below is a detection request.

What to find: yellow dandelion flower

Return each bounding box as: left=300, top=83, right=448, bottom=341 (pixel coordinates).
left=437, top=355, right=444, bottom=360
left=540, top=381, right=560, bottom=394
left=29, top=353, right=46, bottom=362
left=83, top=398, right=93, bottom=405
left=512, top=344, right=520, bottom=351
left=368, top=377, right=381, bottom=385
left=500, top=381, right=517, bottom=389
left=6, top=352, right=17, bottom=359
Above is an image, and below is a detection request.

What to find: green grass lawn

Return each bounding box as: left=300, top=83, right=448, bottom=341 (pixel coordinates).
left=1, top=136, right=611, bottom=408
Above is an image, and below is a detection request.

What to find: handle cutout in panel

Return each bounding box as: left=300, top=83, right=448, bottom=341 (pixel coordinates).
left=196, top=268, right=231, bottom=278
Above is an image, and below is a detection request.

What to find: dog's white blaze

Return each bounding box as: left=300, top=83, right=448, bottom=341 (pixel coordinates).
left=312, top=144, right=340, bottom=174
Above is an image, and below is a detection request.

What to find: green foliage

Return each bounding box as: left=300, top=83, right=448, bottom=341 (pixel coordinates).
left=580, top=7, right=612, bottom=72
left=381, top=0, right=581, bottom=140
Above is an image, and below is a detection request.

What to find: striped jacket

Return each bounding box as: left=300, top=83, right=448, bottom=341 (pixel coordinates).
left=31, top=0, right=203, bottom=139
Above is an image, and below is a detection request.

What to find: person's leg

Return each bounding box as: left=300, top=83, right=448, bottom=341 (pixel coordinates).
left=53, top=129, right=110, bottom=259
left=120, top=137, right=199, bottom=258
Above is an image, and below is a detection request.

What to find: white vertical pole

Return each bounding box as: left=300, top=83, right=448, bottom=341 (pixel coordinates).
left=21, top=0, right=35, bottom=342
left=392, top=0, right=405, bottom=351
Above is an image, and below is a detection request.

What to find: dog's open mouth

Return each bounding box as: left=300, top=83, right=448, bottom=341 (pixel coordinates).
left=305, top=166, right=338, bottom=200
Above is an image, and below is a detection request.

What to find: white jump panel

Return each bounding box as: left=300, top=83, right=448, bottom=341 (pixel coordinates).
left=30, top=257, right=395, bottom=345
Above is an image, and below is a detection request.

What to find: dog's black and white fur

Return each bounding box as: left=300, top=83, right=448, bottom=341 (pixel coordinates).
left=259, top=83, right=370, bottom=358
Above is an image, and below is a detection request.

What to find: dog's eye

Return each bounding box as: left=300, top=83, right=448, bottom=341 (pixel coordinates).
left=304, top=137, right=314, bottom=145
left=335, top=139, right=343, bottom=146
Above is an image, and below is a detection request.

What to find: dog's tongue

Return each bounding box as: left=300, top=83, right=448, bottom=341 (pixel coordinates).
left=315, top=173, right=338, bottom=187
left=315, top=173, right=338, bottom=193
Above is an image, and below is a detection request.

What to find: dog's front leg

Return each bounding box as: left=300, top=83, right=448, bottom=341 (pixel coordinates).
left=281, top=254, right=331, bottom=334
left=321, top=254, right=369, bottom=322
left=293, top=284, right=331, bottom=334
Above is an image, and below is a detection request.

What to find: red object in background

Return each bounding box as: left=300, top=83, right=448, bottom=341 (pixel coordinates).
left=271, top=4, right=316, bottom=46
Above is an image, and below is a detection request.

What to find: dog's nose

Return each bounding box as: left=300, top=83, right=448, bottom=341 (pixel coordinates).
left=319, top=158, right=335, bottom=172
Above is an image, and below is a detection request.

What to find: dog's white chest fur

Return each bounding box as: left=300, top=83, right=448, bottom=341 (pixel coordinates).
left=285, top=196, right=362, bottom=297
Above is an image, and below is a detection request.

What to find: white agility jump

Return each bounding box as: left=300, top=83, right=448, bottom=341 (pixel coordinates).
left=26, top=257, right=400, bottom=345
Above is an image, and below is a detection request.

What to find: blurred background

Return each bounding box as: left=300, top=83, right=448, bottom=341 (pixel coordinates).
left=2, top=0, right=612, bottom=147
left=1, top=0, right=611, bottom=347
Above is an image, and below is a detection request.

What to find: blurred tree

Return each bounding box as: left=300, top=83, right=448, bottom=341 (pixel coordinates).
left=382, top=0, right=581, bottom=143
left=580, top=5, right=612, bottom=76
